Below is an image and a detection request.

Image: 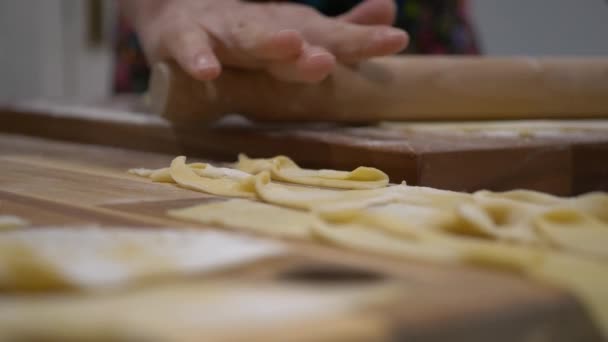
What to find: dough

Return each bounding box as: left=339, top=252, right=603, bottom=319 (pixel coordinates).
left=0, top=215, right=28, bottom=230
left=313, top=214, right=608, bottom=336
left=453, top=202, right=540, bottom=243
left=0, top=227, right=284, bottom=291
left=129, top=154, right=608, bottom=336
left=534, top=208, right=608, bottom=259
left=169, top=156, right=255, bottom=198
left=168, top=199, right=314, bottom=239
left=0, top=280, right=396, bottom=342
left=235, top=154, right=389, bottom=189
left=130, top=162, right=250, bottom=184
left=129, top=154, right=387, bottom=199
left=254, top=171, right=403, bottom=210
left=312, top=219, right=460, bottom=263
left=308, top=188, right=608, bottom=336
left=460, top=238, right=608, bottom=336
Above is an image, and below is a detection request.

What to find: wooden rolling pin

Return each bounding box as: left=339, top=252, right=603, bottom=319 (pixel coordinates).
left=149, top=56, right=608, bottom=123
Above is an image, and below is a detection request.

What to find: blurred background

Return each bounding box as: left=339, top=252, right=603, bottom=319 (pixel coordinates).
left=1, top=0, right=607, bottom=102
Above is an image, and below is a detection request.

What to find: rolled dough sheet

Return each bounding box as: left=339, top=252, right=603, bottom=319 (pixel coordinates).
left=129, top=156, right=255, bottom=197
left=0, top=215, right=28, bottom=230
left=0, top=227, right=285, bottom=291
left=254, top=171, right=404, bottom=210
left=235, top=154, right=389, bottom=189
left=169, top=156, right=255, bottom=198
left=0, top=280, right=397, bottom=342
left=168, top=199, right=314, bottom=239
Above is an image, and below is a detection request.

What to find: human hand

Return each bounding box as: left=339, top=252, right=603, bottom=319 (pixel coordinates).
left=121, top=0, right=408, bottom=83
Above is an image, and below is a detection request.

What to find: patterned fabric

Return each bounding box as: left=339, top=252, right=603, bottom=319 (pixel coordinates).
left=114, top=16, right=150, bottom=93
left=114, top=0, right=479, bottom=93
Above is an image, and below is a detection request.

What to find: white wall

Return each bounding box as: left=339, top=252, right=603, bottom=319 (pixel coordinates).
left=0, top=0, right=114, bottom=102
left=0, top=1, right=65, bottom=101
left=471, top=0, right=608, bottom=56
left=0, top=0, right=607, bottom=102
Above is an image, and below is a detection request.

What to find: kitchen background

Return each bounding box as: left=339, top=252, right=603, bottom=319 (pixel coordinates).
left=1, top=0, right=607, bottom=102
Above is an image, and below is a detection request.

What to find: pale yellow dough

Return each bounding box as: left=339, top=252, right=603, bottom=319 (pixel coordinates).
left=0, top=280, right=396, bottom=342
left=169, top=156, right=256, bottom=198
left=235, top=154, right=389, bottom=189
left=168, top=199, right=313, bottom=239
left=0, top=215, right=28, bottom=230
left=128, top=154, right=608, bottom=336
left=254, top=171, right=403, bottom=210
left=0, top=227, right=283, bottom=291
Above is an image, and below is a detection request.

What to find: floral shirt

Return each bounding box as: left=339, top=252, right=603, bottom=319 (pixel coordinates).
left=114, top=0, right=479, bottom=93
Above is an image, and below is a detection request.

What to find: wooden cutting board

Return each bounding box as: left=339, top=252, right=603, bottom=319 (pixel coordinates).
left=1, top=97, right=607, bottom=196
left=0, top=133, right=602, bottom=341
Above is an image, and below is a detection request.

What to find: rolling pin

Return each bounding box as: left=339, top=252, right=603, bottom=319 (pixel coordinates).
left=149, top=56, right=608, bottom=123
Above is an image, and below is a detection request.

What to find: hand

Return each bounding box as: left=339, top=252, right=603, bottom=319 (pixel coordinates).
left=121, top=0, right=408, bottom=83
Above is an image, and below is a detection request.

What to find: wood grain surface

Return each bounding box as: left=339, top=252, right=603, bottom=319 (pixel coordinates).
left=1, top=98, right=607, bottom=195
left=0, top=133, right=602, bottom=341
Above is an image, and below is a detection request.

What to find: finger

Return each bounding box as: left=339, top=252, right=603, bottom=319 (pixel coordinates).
left=223, top=22, right=304, bottom=64
left=267, top=44, right=336, bottom=83
left=246, top=29, right=305, bottom=61
left=166, top=25, right=222, bottom=81
left=305, top=21, right=408, bottom=63
left=339, top=0, right=397, bottom=26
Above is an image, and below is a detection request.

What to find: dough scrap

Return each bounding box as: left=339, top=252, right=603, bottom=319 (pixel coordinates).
left=169, top=156, right=255, bottom=198
left=254, top=171, right=403, bottom=210
left=168, top=199, right=313, bottom=239
left=312, top=219, right=460, bottom=263
left=0, top=227, right=284, bottom=291
left=130, top=162, right=251, bottom=183
left=0, top=280, right=396, bottom=342
left=235, top=154, right=389, bottom=189
left=0, top=215, right=28, bottom=230
left=534, top=208, right=608, bottom=260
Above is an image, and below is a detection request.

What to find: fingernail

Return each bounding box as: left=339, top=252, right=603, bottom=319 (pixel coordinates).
left=376, top=28, right=408, bottom=41
left=195, top=55, right=220, bottom=79
left=195, top=55, right=217, bottom=70
left=308, top=50, right=336, bottom=64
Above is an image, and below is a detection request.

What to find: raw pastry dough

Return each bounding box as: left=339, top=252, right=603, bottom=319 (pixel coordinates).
left=254, top=171, right=403, bottom=210
left=0, top=215, right=28, bottom=230
left=169, top=199, right=313, bottom=239
left=0, top=280, right=396, bottom=342
left=313, top=212, right=608, bottom=335
left=129, top=162, right=250, bottom=183
left=129, top=154, right=608, bottom=336
left=312, top=219, right=459, bottom=263
left=0, top=227, right=284, bottom=290
left=130, top=155, right=387, bottom=199
left=534, top=208, right=608, bottom=259
left=168, top=156, right=255, bottom=198
left=235, top=154, right=389, bottom=189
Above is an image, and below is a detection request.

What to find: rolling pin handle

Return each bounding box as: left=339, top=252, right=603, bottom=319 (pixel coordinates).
left=149, top=62, right=225, bottom=123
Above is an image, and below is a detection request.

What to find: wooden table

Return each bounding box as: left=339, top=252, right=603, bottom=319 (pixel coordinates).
left=1, top=97, right=607, bottom=196
left=0, top=131, right=603, bottom=341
